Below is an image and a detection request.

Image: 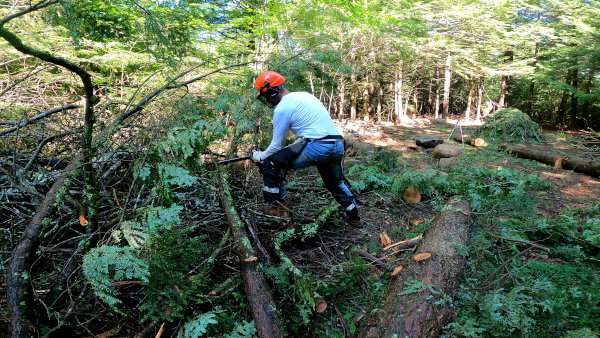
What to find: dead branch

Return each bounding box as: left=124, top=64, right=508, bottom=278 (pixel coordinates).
left=0, top=103, right=79, bottom=136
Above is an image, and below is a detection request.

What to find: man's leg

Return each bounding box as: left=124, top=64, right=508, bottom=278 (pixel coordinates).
left=316, top=158, right=360, bottom=223
left=261, top=161, right=288, bottom=216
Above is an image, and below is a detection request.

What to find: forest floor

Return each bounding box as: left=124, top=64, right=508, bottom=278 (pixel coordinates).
left=230, top=118, right=599, bottom=336
left=2, top=118, right=598, bottom=337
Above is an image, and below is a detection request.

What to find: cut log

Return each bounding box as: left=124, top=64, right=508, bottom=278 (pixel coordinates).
left=451, top=134, right=487, bottom=147
left=315, top=299, right=328, bottom=313
left=357, top=200, right=472, bottom=338
left=402, top=186, right=421, bottom=204
left=414, top=136, right=443, bottom=148
left=217, top=171, right=287, bottom=337
left=432, top=144, right=464, bottom=159
left=499, top=143, right=600, bottom=178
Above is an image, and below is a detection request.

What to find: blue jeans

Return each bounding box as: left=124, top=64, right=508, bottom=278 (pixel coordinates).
left=262, top=139, right=359, bottom=218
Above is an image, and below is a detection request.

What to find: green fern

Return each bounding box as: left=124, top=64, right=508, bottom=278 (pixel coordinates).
left=177, top=311, right=220, bottom=338
left=82, top=246, right=149, bottom=311
left=223, top=321, right=257, bottom=338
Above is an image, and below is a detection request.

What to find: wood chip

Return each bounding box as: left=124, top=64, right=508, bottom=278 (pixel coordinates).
left=79, top=214, right=88, bottom=226
left=315, top=299, right=328, bottom=313
left=413, top=252, right=433, bottom=261
left=412, top=219, right=425, bottom=225
left=355, top=314, right=366, bottom=323
left=391, top=265, right=404, bottom=276
left=243, top=256, right=258, bottom=262
left=155, top=322, right=165, bottom=338
left=379, top=232, right=392, bottom=247
left=383, top=234, right=422, bottom=251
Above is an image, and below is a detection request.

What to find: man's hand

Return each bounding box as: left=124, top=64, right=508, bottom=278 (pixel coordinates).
left=251, top=149, right=264, bottom=163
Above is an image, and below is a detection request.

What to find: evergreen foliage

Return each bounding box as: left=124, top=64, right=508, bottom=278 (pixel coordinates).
left=474, top=108, right=545, bottom=144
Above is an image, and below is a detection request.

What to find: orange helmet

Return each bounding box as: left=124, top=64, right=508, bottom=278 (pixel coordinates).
left=255, top=71, right=285, bottom=97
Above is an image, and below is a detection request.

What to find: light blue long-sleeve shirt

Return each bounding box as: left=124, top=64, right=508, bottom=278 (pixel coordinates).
left=261, top=92, right=340, bottom=160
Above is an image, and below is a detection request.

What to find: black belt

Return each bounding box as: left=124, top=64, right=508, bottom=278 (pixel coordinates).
left=308, top=135, right=343, bottom=143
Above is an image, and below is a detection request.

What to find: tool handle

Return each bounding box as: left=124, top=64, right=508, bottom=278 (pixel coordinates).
left=217, top=156, right=251, bottom=165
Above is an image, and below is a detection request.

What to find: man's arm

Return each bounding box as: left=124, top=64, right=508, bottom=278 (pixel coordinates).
left=261, top=109, right=290, bottom=160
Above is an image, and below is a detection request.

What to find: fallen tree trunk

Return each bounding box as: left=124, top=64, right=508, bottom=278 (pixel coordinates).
left=499, top=143, right=600, bottom=177
left=217, top=171, right=287, bottom=338
left=450, top=134, right=487, bottom=147
left=357, top=200, right=472, bottom=338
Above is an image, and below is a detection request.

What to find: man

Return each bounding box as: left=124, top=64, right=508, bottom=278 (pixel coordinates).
left=251, top=71, right=361, bottom=226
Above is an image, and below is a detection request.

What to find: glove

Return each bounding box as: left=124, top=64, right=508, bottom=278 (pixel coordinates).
left=251, top=150, right=264, bottom=163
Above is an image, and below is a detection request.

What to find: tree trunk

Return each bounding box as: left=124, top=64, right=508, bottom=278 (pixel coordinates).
left=465, top=79, right=474, bottom=121
left=476, top=78, right=483, bottom=121
left=499, top=51, right=513, bottom=109
left=357, top=200, right=472, bottom=338
left=442, top=54, right=451, bottom=119
left=527, top=42, right=539, bottom=117
left=569, top=65, right=579, bottom=130
left=556, top=76, right=569, bottom=126
left=217, top=171, right=287, bottom=337
left=338, top=75, right=345, bottom=120
left=499, top=143, right=600, bottom=177
left=435, top=68, right=440, bottom=119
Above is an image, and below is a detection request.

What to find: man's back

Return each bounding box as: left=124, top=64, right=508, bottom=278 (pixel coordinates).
left=274, top=92, right=339, bottom=140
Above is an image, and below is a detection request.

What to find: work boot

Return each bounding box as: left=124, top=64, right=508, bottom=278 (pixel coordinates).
left=263, top=200, right=289, bottom=217
left=348, top=215, right=363, bottom=228
left=346, top=208, right=362, bottom=228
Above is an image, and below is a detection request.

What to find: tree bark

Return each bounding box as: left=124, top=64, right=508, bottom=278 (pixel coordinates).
left=442, top=54, right=451, bottom=119
left=499, top=51, right=513, bottom=109
left=216, top=171, right=286, bottom=338
left=350, top=53, right=357, bottom=120
left=465, top=79, right=474, bottom=121
left=338, top=74, right=345, bottom=120
left=569, top=64, right=579, bottom=130
left=435, top=68, right=440, bottom=119
left=499, top=143, right=600, bottom=177
left=476, top=78, right=483, bottom=121
left=357, top=200, right=472, bottom=338
left=527, top=42, right=539, bottom=117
